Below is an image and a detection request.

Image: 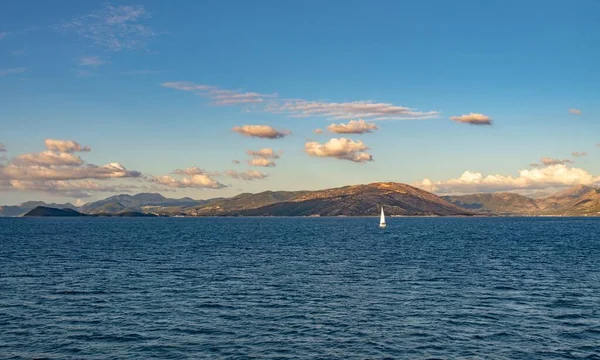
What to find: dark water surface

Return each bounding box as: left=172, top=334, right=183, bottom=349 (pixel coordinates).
left=1, top=217, right=600, bottom=359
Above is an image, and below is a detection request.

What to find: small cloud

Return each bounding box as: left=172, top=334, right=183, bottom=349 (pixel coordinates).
left=152, top=174, right=225, bottom=189
left=232, top=125, right=290, bottom=139
left=246, top=148, right=280, bottom=159
left=0, top=32, right=10, bottom=40
left=541, top=157, right=573, bottom=166
left=224, top=170, right=268, bottom=181
left=529, top=163, right=540, bottom=168
left=0, top=67, right=26, bottom=77
left=314, top=129, right=324, bottom=134
left=569, top=108, right=582, bottom=115
left=0, top=143, right=6, bottom=152
left=45, top=139, right=90, bottom=153
left=248, top=158, right=275, bottom=167
left=327, top=119, right=378, bottom=134
left=79, top=56, right=107, bottom=66
left=56, top=4, right=155, bottom=51
left=232, top=160, right=241, bottom=164
left=450, top=113, right=492, bottom=125
left=305, top=137, right=373, bottom=163
left=572, top=152, right=587, bottom=157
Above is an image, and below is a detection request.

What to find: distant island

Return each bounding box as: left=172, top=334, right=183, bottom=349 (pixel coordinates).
left=3, top=182, right=599, bottom=218
left=23, top=206, right=157, bottom=218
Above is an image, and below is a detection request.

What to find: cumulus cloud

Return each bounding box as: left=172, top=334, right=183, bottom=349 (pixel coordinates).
left=161, top=81, right=277, bottom=106
left=450, top=113, right=492, bottom=125
left=314, top=129, right=324, bottom=134
left=0, top=67, right=26, bottom=77
left=1, top=162, right=141, bottom=181
left=8, top=179, right=139, bottom=198
left=326, top=119, right=378, bottom=134
left=79, top=56, right=107, bottom=66
left=248, top=158, right=275, bottom=167
left=45, top=139, right=90, bottom=153
left=0, top=143, right=6, bottom=152
left=0, top=139, right=142, bottom=197
left=304, top=137, right=373, bottom=163
left=569, top=108, right=582, bottom=115
left=246, top=148, right=280, bottom=159
left=152, top=174, right=225, bottom=189
left=572, top=152, right=587, bottom=157
left=12, top=151, right=84, bottom=167
left=224, top=170, right=268, bottom=181
left=540, top=157, right=573, bottom=166
left=232, top=125, right=290, bottom=139
left=414, top=164, right=600, bottom=195
left=56, top=4, right=155, bottom=51
left=162, top=81, right=438, bottom=120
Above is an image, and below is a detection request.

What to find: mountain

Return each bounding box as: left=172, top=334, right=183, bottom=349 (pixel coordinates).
left=442, top=193, right=541, bottom=215
left=444, top=185, right=600, bottom=216
left=79, top=193, right=211, bottom=214
left=0, top=201, right=77, bottom=217
left=188, top=182, right=472, bottom=216
left=24, top=206, right=88, bottom=217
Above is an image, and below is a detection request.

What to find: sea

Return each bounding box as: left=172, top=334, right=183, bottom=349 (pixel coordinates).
left=1, top=217, right=599, bottom=359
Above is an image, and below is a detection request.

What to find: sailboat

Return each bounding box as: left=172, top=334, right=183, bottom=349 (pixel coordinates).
left=379, top=205, right=386, bottom=228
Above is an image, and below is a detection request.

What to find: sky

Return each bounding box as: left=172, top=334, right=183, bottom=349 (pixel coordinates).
left=1, top=0, right=599, bottom=205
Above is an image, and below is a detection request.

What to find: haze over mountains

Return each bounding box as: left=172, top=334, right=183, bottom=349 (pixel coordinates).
left=2, top=183, right=599, bottom=217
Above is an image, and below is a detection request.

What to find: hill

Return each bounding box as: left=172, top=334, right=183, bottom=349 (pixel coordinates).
left=24, top=206, right=88, bottom=217
left=79, top=193, right=212, bottom=214
left=188, top=182, right=473, bottom=216
left=0, top=201, right=77, bottom=217
left=444, top=185, right=600, bottom=216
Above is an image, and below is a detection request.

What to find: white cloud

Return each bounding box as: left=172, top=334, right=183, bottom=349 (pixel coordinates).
left=572, top=152, right=587, bottom=157
left=269, top=99, right=438, bottom=121
left=326, top=119, right=378, bottom=134
left=12, top=151, right=84, bottom=167
left=414, top=164, right=600, bottom=194
left=248, top=158, right=275, bottom=167
left=305, top=137, right=373, bottom=163
left=314, top=128, right=324, bottom=134
left=79, top=56, right=107, bottom=66
left=224, top=170, right=268, bottom=181
left=1, top=162, right=141, bottom=181
left=0, top=144, right=6, bottom=152
left=0, top=67, right=26, bottom=77
left=232, top=125, right=290, bottom=139
left=569, top=108, right=582, bottom=115
left=0, top=139, right=143, bottom=197
left=45, top=139, right=91, bottom=153
left=450, top=113, right=492, bottom=125
left=8, top=179, right=139, bottom=198
left=161, top=82, right=276, bottom=105
left=56, top=4, right=155, bottom=51
left=162, top=81, right=438, bottom=120
left=152, top=174, right=225, bottom=189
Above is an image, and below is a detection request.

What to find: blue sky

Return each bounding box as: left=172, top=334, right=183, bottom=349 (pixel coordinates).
left=1, top=0, right=599, bottom=205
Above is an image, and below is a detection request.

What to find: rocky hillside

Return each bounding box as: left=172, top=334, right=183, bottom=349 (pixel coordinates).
left=444, top=185, right=600, bottom=216
left=187, top=182, right=473, bottom=216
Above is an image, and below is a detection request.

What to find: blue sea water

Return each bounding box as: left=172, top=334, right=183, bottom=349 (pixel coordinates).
left=1, top=217, right=600, bottom=359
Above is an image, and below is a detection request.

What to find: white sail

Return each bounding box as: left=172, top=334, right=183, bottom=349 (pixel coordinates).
left=379, top=206, right=386, bottom=228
